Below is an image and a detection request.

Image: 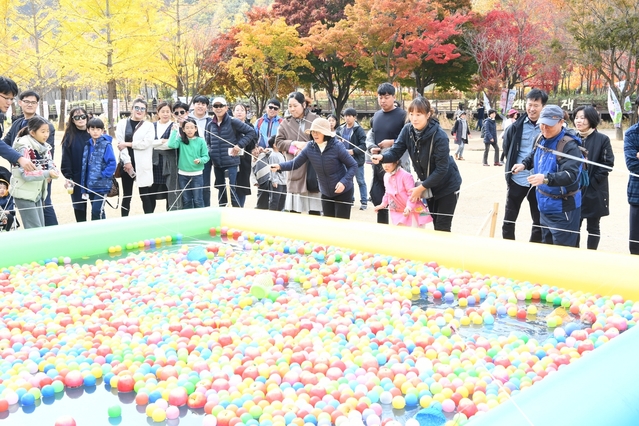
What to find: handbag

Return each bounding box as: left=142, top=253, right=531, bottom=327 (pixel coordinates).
left=114, top=162, right=122, bottom=179
left=107, top=177, right=119, bottom=198
left=421, top=134, right=435, bottom=200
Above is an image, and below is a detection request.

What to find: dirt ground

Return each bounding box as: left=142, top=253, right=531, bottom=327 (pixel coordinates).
left=1, top=127, right=631, bottom=255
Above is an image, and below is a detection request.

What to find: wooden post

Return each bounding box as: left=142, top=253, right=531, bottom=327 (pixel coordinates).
left=489, top=202, right=499, bottom=238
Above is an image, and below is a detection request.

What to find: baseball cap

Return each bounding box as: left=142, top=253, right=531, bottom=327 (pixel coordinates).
left=211, top=97, right=227, bottom=106
left=538, top=105, right=564, bottom=126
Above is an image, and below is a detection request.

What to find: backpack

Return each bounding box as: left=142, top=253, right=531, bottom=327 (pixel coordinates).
left=253, top=151, right=271, bottom=185
left=535, top=135, right=590, bottom=189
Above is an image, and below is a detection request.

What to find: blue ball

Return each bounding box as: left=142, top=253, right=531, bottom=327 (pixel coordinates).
left=41, top=385, right=55, bottom=398
left=83, top=375, right=97, bottom=387
left=20, top=393, right=36, bottom=406
left=148, top=390, right=163, bottom=403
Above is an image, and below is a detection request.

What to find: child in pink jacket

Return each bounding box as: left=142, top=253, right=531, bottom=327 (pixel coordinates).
left=374, top=160, right=432, bottom=227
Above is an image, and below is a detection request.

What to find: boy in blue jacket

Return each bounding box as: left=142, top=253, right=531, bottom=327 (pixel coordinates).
left=81, top=118, right=117, bottom=220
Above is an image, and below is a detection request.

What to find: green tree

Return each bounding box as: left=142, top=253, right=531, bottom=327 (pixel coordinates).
left=568, top=0, right=639, bottom=139
left=225, top=16, right=311, bottom=114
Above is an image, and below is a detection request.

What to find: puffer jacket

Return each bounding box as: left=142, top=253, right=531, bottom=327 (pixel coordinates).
left=205, top=114, right=255, bottom=168
left=10, top=135, right=56, bottom=202
left=581, top=130, right=614, bottom=218
left=279, top=137, right=357, bottom=198
left=522, top=128, right=583, bottom=214
left=81, top=134, right=117, bottom=194
left=275, top=110, right=320, bottom=193
left=624, top=122, right=639, bottom=206
left=483, top=118, right=497, bottom=143
left=382, top=119, right=462, bottom=200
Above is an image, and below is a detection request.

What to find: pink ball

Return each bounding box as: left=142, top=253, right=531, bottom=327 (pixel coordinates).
left=5, top=391, right=18, bottom=405
left=202, top=414, right=217, bottom=426
left=166, top=406, right=180, bottom=420
left=442, top=398, right=456, bottom=413
left=155, top=399, right=169, bottom=410
left=54, top=416, right=77, bottom=426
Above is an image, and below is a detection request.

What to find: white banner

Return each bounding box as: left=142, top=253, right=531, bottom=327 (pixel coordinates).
left=615, top=81, right=633, bottom=112
left=42, top=101, right=49, bottom=120
left=608, top=87, right=623, bottom=128
left=482, top=92, right=491, bottom=111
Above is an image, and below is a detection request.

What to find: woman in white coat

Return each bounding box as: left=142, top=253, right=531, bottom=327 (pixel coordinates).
left=116, top=98, right=155, bottom=216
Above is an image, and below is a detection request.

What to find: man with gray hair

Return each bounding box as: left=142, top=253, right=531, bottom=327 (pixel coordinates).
left=511, top=105, right=584, bottom=247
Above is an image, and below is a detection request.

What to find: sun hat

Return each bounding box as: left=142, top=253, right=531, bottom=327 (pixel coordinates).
left=507, top=108, right=518, bottom=117
left=304, top=117, right=335, bottom=137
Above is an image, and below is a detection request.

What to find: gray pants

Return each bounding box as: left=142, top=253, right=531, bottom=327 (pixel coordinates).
left=15, top=198, right=45, bottom=229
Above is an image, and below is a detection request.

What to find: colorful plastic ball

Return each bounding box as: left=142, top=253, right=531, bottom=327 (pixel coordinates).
left=202, top=415, right=218, bottom=426
left=20, top=393, right=35, bottom=406
left=166, top=406, right=180, bottom=420
left=83, top=375, right=97, bottom=387
left=152, top=408, right=167, bottom=422
left=391, top=396, right=406, bottom=410
left=54, top=416, right=77, bottom=426
left=108, top=405, right=122, bottom=418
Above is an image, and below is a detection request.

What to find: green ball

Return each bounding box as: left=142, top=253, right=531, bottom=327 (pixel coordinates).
left=108, top=405, right=122, bottom=418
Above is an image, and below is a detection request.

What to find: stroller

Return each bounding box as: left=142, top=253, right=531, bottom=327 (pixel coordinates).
left=0, top=166, right=17, bottom=232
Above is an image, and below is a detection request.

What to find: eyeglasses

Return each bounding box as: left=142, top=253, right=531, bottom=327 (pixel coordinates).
left=72, top=115, right=87, bottom=121
left=268, top=105, right=280, bottom=111
left=174, top=110, right=187, bottom=116
left=0, top=93, right=15, bottom=102
left=212, top=104, right=226, bottom=109
left=21, top=99, right=38, bottom=106
left=133, top=106, right=146, bottom=112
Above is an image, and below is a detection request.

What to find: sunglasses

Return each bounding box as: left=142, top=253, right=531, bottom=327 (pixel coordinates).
left=133, top=106, right=147, bottom=111
left=212, top=104, right=226, bottom=109
left=268, top=105, right=280, bottom=111
left=174, top=110, right=187, bottom=116
left=72, top=114, right=87, bottom=121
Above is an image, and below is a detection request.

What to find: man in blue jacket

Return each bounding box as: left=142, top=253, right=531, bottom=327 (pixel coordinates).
left=624, top=98, right=639, bottom=255
left=255, top=99, right=282, bottom=149
left=512, top=105, right=584, bottom=247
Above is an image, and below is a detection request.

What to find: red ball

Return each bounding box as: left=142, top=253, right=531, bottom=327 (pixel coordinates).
left=64, top=370, right=83, bottom=388
left=516, top=309, right=527, bottom=319
left=54, top=416, right=77, bottom=426
left=0, top=399, right=8, bottom=412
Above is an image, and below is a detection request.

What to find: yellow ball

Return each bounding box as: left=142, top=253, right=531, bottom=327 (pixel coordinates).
left=391, top=395, right=406, bottom=410
left=152, top=408, right=166, bottom=422
left=420, top=395, right=433, bottom=408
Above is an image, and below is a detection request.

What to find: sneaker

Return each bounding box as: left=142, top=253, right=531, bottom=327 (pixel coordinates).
left=360, top=205, right=367, bottom=210
left=494, top=162, right=504, bottom=166
left=483, top=164, right=490, bottom=167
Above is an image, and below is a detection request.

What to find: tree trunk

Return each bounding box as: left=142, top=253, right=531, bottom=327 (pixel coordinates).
left=107, top=79, right=116, bottom=136
left=616, top=126, right=623, bottom=141
left=58, top=86, right=67, bottom=131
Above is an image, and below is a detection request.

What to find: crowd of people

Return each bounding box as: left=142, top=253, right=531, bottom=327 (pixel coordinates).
left=1, top=75, right=639, bottom=254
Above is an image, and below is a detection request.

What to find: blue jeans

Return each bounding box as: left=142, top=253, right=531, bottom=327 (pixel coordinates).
left=356, top=165, right=367, bottom=205
left=179, top=174, right=204, bottom=209
left=89, top=193, right=106, bottom=220
left=540, top=208, right=580, bottom=247
left=213, top=166, right=239, bottom=207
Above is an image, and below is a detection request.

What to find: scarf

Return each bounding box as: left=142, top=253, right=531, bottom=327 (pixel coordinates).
left=578, top=128, right=595, bottom=139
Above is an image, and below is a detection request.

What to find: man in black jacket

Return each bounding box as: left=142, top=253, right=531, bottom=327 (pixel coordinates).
left=3, top=90, right=58, bottom=226
left=336, top=108, right=368, bottom=210
left=502, top=89, right=547, bottom=242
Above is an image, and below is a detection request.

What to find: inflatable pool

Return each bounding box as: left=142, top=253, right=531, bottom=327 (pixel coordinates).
left=1, top=208, right=638, bottom=425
